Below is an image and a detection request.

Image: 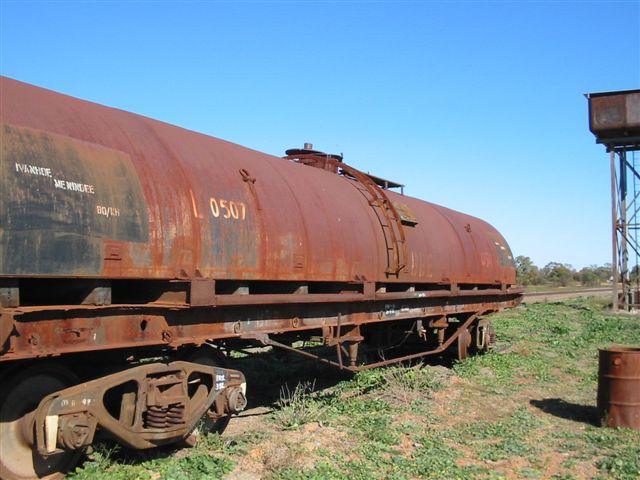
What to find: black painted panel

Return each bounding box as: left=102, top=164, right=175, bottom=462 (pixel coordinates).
left=0, top=124, right=149, bottom=275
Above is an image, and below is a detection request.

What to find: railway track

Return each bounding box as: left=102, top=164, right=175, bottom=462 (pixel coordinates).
left=523, top=287, right=611, bottom=303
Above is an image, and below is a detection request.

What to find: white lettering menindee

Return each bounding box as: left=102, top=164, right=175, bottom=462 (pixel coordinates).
left=15, top=162, right=96, bottom=195
left=53, top=178, right=95, bottom=194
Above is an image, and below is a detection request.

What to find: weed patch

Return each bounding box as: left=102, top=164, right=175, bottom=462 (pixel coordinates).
left=70, top=439, right=233, bottom=480
left=272, top=381, right=324, bottom=429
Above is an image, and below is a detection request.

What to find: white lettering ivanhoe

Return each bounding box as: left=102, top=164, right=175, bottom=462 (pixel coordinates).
left=15, top=162, right=96, bottom=195
left=15, top=162, right=52, bottom=178
left=209, top=197, right=246, bottom=220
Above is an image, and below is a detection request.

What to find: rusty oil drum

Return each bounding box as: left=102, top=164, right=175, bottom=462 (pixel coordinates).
left=597, top=346, right=640, bottom=430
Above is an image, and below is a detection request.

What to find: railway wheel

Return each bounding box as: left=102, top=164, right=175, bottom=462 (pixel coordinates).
left=182, top=346, right=232, bottom=443
left=0, top=364, right=81, bottom=480
left=456, top=327, right=472, bottom=361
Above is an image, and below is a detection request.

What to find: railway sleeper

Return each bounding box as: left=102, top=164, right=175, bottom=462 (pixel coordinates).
left=27, top=361, right=245, bottom=455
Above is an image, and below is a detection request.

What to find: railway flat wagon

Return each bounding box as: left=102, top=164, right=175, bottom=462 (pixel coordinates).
left=0, top=76, right=522, bottom=479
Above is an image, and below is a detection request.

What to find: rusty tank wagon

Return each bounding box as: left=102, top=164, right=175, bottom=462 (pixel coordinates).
left=0, top=76, right=522, bottom=479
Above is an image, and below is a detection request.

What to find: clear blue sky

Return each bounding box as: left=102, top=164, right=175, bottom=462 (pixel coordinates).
left=1, top=1, right=639, bottom=270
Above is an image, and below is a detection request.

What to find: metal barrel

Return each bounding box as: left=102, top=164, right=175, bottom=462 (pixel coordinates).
left=597, top=346, right=640, bottom=430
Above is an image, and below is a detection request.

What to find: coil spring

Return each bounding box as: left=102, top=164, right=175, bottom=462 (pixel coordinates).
left=144, top=403, right=186, bottom=429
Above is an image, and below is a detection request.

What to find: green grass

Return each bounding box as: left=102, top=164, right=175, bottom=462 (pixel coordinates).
left=522, top=284, right=610, bottom=293
left=72, top=297, right=640, bottom=479
left=69, top=440, right=234, bottom=480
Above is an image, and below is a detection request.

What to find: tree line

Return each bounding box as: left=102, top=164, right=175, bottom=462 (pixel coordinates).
left=515, top=256, right=611, bottom=287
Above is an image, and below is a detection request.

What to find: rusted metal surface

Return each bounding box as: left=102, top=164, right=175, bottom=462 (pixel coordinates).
left=587, top=89, right=640, bottom=143
left=0, top=77, right=523, bottom=477
left=284, top=146, right=343, bottom=173
left=597, top=346, right=640, bottom=430
left=0, top=360, right=244, bottom=478
left=0, top=75, right=520, bottom=365
left=332, top=157, right=408, bottom=277
left=1, top=75, right=516, bottom=287
left=32, top=361, right=245, bottom=452
left=0, top=292, right=521, bottom=362
left=1, top=285, right=523, bottom=313
left=586, top=91, right=640, bottom=311
left=0, top=364, right=82, bottom=480
left=244, top=311, right=485, bottom=371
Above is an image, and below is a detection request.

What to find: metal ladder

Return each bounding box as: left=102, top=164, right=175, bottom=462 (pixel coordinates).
left=336, top=162, right=408, bottom=277
left=284, top=151, right=408, bottom=277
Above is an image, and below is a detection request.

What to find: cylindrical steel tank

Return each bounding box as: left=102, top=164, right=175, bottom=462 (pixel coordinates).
left=597, top=346, right=640, bottom=430
left=0, top=76, right=516, bottom=288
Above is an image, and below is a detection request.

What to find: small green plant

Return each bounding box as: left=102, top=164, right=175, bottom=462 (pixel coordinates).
left=380, top=366, right=444, bottom=406
left=352, top=413, right=399, bottom=445
left=149, top=453, right=233, bottom=479
left=583, top=427, right=640, bottom=480
left=272, top=381, right=323, bottom=429
left=346, top=368, right=388, bottom=394
left=70, top=430, right=234, bottom=479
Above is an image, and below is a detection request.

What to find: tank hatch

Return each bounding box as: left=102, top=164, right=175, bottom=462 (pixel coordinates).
left=284, top=144, right=405, bottom=194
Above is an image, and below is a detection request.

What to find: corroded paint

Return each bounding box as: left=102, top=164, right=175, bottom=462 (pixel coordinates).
left=598, top=346, right=640, bottom=430
left=1, top=292, right=521, bottom=361
left=0, top=77, right=525, bottom=479
left=0, top=76, right=516, bottom=287
left=1, top=124, right=149, bottom=275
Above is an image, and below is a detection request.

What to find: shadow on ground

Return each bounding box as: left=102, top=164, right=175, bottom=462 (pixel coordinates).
left=81, top=345, right=456, bottom=469
left=231, top=344, right=456, bottom=410
left=530, top=398, right=599, bottom=426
